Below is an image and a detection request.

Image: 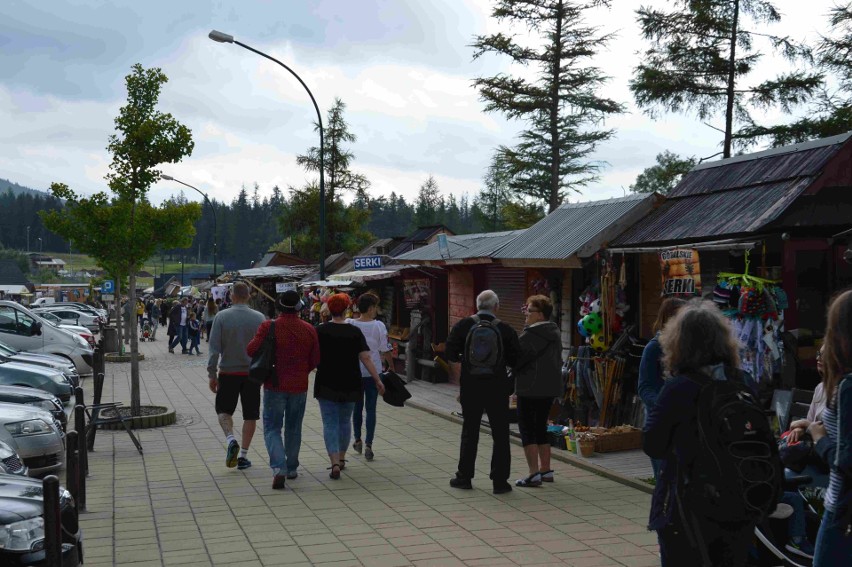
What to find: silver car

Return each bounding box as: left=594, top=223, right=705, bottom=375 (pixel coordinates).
left=0, top=402, right=64, bottom=476
left=0, top=440, right=27, bottom=476
left=0, top=339, right=79, bottom=387
left=31, top=307, right=101, bottom=333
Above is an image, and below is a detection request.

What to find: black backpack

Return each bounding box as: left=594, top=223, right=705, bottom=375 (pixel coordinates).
left=682, top=368, right=783, bottom=525
left=463, top=315, right=504, bottom=376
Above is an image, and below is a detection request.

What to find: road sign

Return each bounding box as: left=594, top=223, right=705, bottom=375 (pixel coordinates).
left=102, top=294, right=115, bottom=302
left=354, top=255, right=383, bottom=270
left=102, top=280, right=115, bottom=293
left=275, top=282, right=296, bottom=293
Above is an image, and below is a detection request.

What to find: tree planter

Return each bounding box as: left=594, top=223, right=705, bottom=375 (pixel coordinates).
left=104, top=353, right=145, bottom=363
left=99, top=405, right=175, bottom=429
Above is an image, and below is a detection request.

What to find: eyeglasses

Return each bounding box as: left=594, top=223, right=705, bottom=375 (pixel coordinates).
left=816, top=351, right=823, bottom=360
left=522, top=306, right=540, bottom=314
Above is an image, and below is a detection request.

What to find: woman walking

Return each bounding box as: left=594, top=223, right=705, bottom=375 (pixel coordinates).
left=203, top=297, right=218, bottom=343
left=150, top=299, right=161, bottom=340
left=810, top=290, right=852, bottom=566
left=349, top=293, right=392, bottom=461
left=315, top=294, right=384, bottom=479
left=638, top=297, right=686, bottom=481
left=644, top=300, right=754, bottom=566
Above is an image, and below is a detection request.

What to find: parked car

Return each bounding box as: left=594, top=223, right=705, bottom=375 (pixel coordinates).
left=0, top=472, right=82, bottom=566
left=0, top=360, right=75, bottom=410
left=56, top=302, right=108, bottom=322
left=0, top=402, right=64, bottom=475
left=0, top=300, right=93, bottom=376
left=0, top=440, right=27, bottom=476
left=31, top=307, right=100, bottom=334
left=0, top=339, right=79, bottom=388
left=34, top=312, right=96, bottom=349
left=30, top=297, right=55, bottom=306
left=0, top=386, right=67, bottom=431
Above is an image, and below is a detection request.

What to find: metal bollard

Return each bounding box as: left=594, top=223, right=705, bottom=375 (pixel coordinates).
left=74, top=405, right=87, bottom=511
left=65, top=431, right=79, bottom=508
left=93, top=347, right=105, bottom=378
left=42, top=475, right=63, bottom=567
left=74, top=386, right=85, bottom=409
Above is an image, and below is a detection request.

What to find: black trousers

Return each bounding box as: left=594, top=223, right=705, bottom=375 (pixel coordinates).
left=457, top=377, right=510, bottom=483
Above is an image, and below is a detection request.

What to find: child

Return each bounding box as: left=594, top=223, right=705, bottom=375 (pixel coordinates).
left=188, top=311, right=202, bottom=355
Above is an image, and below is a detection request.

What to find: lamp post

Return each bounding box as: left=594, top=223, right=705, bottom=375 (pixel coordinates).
left=26, top=226, right=30, bottom=253
left=161, top=175, right=218, bottom=278
left=180, top=260, right=184, bottom=287
left=38, top=238, right=42, bottom=253
left=208, top=30, right=326, bottom=280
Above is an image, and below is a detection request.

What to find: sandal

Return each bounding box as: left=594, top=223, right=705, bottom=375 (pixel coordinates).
left=515, top=472, right=543, bottom=487
left=328, top=464, right=341, bottom=480
left=339, top=459, right=346, bottom=471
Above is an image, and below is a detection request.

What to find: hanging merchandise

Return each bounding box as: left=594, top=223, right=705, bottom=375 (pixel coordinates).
left=581, top=312, right=603, bottom=335
left=659, top=248, right=702, bottom=297
left=577, top=319, right=591, bottom=338
left=589, top=333, right=609, bottom=353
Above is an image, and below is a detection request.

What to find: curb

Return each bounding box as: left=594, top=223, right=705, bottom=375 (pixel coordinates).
left=405, top=399, right=654, bottom=495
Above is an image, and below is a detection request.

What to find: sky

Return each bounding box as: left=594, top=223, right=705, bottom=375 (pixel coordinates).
left=0, top=0, right=841, bottom=209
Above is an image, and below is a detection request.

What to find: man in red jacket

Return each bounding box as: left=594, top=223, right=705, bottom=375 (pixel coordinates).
left=247, top=290, right=319, bottom=489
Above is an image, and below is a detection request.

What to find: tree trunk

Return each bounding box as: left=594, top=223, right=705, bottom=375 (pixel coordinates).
left=724, top=0, right=740, bottom=159
left=129, top=272, right=140, bottom=416
left=549, top=0, right=564, bottom=213
left=115, top=278, right=123, bottom=355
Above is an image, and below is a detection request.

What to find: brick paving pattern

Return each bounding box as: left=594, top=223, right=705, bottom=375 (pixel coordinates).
left=80, top=337, right=657, bottom=566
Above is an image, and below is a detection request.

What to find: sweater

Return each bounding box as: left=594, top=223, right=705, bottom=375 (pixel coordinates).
left=206, top=304, right=265, bottom=379
left=514, top=321, right=562, bottom=398
left=638, top=335, right=665, bottom=416
left=246, top=313, right=320, bottom=393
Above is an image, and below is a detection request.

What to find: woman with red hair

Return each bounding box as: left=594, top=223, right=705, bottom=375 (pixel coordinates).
left=315, top=293, right=385, bottom=479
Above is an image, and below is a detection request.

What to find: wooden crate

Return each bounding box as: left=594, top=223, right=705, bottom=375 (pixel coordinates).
left=593, top=429, right=642, bottom=453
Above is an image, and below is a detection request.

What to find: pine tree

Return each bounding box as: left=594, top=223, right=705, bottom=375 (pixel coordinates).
left=631, top=0, right=822, bottom=158
left=414, top=175, right=441, bottom=227
left=473, top=0, right=623, bottom=212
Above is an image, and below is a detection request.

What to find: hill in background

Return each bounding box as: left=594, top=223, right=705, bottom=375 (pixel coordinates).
left=1, top=177, right=51, bottom=198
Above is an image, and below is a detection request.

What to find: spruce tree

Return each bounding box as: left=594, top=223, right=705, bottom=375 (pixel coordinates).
left=631, top=0, right=822, bottom=158
left=473, top=0, right=623, bottom=213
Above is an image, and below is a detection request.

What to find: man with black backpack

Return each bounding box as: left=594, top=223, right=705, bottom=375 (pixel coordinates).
left=446, top=290, right=521, bottom=494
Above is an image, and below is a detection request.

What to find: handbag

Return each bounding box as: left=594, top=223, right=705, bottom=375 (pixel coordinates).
left=380, top=371, right=411, bottom=407
left=248, top=320, right=275, bottom=386
left=778, top=429, right=813, bottom=473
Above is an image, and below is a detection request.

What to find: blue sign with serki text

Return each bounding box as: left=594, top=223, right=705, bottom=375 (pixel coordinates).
left=354, top=256, right=383, bottom=270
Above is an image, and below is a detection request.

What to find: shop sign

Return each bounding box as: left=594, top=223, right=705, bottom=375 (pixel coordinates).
left=354, top=255, right=383, bottom=270
left=403, top=278, right=430, bottom=308
left=102, top=294, right=115, bottom=302
left=275, top=282, right=296, bottom=293
left=659, top=249, right=702, bottom=296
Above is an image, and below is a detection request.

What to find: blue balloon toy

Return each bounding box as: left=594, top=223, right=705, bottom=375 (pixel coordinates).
left=577, top=319, right=590, bottom=338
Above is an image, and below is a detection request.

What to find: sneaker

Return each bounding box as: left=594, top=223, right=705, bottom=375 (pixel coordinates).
left=286, top=471, right=298, bottom=480
left=785, top=539, right=815, bottom=559
left=449, top=475, right=472, bottom=490
left=540, top=470, right=554, bottom=483
left=353, top=439, right=363, bottom=454
left=237, top=457, right=252, bottom=470
left=168, top=348, right=174, bottom=353
left=225, top=440, right=240, bottom=468
left=493, top=482, right=513, bottom=495
left=365, top=445, right=374, bottom=461
left=515, top=473, right=542, bottom=487
left=272, top=474, right=286, bottom=490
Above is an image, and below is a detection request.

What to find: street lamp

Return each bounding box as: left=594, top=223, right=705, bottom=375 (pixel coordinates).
left=180, top=260, right=184, bottom=287
left=26, top=226, right=30, bottom=253
left=208, top=29, right=327, bottom=280
left=161, top=175, right=218, bottom=278
left=38, top=238, right=42, bottom=253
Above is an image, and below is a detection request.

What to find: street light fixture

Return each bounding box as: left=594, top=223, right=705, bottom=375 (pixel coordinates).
left=208, top=29, right=327, bottom=280
left=161, top=174, right=218, bottom=279
left=38, top=238, right=42, bottom=253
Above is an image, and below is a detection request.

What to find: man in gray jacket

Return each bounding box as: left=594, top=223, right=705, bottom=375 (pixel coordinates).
left=207, top=282, right=265, bottom=469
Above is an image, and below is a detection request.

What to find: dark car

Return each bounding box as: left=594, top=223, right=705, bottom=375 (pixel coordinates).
left=0, top=385, right=67, bottom=431
left=0, top=473, right=82, bottom=566
left=0, top=360, right=75, bottom=408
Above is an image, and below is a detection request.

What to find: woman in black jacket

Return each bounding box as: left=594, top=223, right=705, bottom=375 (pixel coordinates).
left=514, top=295, right=562, bottom=487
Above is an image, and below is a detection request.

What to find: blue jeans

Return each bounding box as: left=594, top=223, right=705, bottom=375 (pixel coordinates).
left=780, top=491, right=806, bottom=541
left=262, top=390, right=307, bottom=474
left=169, top=325, right=188, bottom=351
left=813, top=505, right=852, bottom=566
left=651, top=458, right=664, bottom=482
left=318, top=399, right=355, bottom=455
left=353, top=376, right=378, bottom=446
left=189, top=333, right=200, bottom=354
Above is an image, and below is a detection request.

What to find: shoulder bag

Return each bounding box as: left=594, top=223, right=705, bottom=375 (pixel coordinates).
left=248, top=320, right=275, bottom=386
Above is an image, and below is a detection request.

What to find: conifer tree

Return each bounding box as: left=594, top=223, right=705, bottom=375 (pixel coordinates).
left=473, top=0, right=623, bottom=213
left=631, top=0, right=822, bottom=157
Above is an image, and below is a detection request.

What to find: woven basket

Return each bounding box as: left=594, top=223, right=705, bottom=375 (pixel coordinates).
left=578, top=440, right=595, bottom=457
left=593, top=429, right=642, bottom=453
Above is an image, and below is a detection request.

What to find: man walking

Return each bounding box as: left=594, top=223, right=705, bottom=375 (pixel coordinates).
left=207, top=282, right=265, bottom=469
left=445, top=290, right=521, bottom=494
left=246, top=290, right=319, bottom=489
left=168, top=297, right=190, bottom=354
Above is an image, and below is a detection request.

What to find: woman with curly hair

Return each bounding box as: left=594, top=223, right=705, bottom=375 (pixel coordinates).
left=315, top=293, right=385, bottom=479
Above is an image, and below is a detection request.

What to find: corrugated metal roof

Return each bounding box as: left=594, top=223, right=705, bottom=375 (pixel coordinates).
left=395, top=230, right=524, bottom=262
left=672, top=133, right=850, bottom=197
left=496, top=194, right=655, bottom=260
left=388, top=225, right=452, bottom=257
left=237, top=265, right=317, bottom=279
left=612, top=178, right=812, bottom=246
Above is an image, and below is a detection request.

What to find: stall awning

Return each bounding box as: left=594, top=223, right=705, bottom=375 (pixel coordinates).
left=299, top=280, right=353, bottom=287
left=329, top=267, right=409, bottom=283
left=0, top=285, right=30, bottom=295
left=608, top=239, right=759, bottom=254
left=238, top=265, right=316, bottom=279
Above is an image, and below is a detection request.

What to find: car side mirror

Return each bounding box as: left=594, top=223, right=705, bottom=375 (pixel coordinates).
left=30, top=321, right=42, bottom=336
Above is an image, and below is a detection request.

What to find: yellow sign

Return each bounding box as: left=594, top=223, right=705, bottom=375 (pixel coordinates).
left=660, top=249, right=701, bottom=296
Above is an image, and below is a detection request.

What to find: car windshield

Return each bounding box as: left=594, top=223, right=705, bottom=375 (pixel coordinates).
left=38, top=313, right=62, bottom=328
left=0, top=341, right=17, bottom=355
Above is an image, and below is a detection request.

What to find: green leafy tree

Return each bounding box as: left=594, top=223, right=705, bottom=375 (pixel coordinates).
left=631, top=0, right=822, bottom=158
left=473, top=0, right=624, bottom=212
left=42, top=64, right=198, bottom=415
left=630, top=151, right=698, bottom=194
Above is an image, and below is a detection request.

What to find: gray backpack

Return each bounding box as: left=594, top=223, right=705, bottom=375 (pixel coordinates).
left=463, top=315, right=503, bottom=376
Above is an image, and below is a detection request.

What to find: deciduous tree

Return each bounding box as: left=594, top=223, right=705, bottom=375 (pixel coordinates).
left=630, top=151, right=698, bottom=194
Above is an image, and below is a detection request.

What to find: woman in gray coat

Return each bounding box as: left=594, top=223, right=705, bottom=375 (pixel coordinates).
left=514, top=295, right=563, bottom=487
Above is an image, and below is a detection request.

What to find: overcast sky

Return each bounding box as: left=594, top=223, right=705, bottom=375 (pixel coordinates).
left=0, top=0, right=840, bottom=208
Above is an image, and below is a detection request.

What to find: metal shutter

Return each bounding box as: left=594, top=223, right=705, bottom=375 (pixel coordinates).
left=485, top=266, right=527, bottom=333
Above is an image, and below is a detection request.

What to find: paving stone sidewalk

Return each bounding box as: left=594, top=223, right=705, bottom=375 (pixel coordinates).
left=80, top=335, right=657, bottom=566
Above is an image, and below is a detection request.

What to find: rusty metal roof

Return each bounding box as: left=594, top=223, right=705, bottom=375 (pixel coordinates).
left=495, top=194, right=657, bottom=260
left=395, top=230, right=524, bottom=263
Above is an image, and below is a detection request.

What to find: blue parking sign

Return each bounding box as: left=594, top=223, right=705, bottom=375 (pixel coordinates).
left=102, top=280, right=115, bottom=293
